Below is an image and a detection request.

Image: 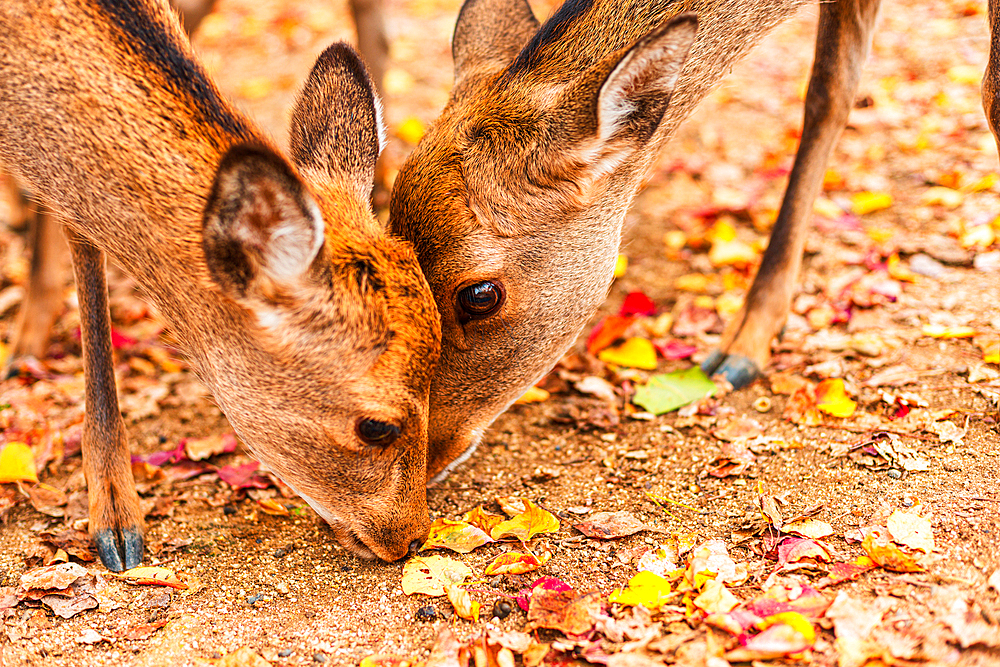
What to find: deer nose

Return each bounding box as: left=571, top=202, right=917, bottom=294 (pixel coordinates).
left=408, top=538, right=423, bottom=556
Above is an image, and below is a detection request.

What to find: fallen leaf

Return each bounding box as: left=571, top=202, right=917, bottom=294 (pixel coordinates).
left=781, top=519, right=833, bottom=540
left=443, top=583, right=480, bottom=622
left=19, top=562, right=87, bottom=593
left=922, top=324, right=977, bottom=338
left=614, top=254, right=628, bottom=278
left=886, top=509, right=934, bottom=553
left=183, top=432, right=237, bottom=461
left=216, top=462, right=272, bottom=490
left=851, top=191, right=893, bottom=215
left=515, top=385, right=550, bottom=404
left=815, top=378, right=856, bottom=418
left=256, top=498, right=290, bottom=516
left=686, top=539, right=748, bottom=588
left=861, top=527, right=924, bottom=572
left=707, top=439, right=755, bottom=478
left=598, top=337, right=658, bottom=370
left=110, top=566, right=188, bottom=589
left=693, top=578, right=739, bottom=614
left=608, top=571, right=673, bottom=609
left=573, top=511, right=656, bottom=539
left=495, top=496, right=528, bottom=517
left=483, top=548, right=552, bottom=575
left=461, top=506, right=505, bottom=535
left=0, top=441, right=37, bottom=483
left=528, top=586, right=603, bottom=635
left=396, top=116, right=425, bottom=145
left=825, top=591, right=895, bottom=667
left=619, top=291, right=657, bottom=317
left=726, top=612, right=816, bottom=661
left=632, top=368, right=717, bottom=415
left=746, top=584, right=830, bottom=619
left=941, top=594, right=1000, bottom=648
left=421, top=518, right=494, bottom=554
left=653, top=340, right=698, bottom=360
left=401, top=555, right=472, bottom=596
left=776, top=537, right=831, bottom=565
left=490, top=499, right=560, bottom=541
left=217, top=646, right=273, bottom=667
left=359, top=656, right=415, bottom=667
left=587, top=315, right=636, bottom=354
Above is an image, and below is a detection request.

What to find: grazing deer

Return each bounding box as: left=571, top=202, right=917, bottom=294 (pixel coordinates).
left=0, top=0, right=440, bottom=569
left=389, top=0, right=1000, bottom=477
left=4, top=0, right=390, bottom=365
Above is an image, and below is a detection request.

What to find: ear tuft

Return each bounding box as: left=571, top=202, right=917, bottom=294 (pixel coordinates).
left=452, top=0, right=540, bottom=85
left=597, top=14, right=698, bottom=144
left=289, top=42, right=384, bottom=199
left=203, top=144, right=324, bottom=300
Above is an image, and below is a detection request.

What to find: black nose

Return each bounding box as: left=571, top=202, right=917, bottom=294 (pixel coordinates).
left=408, top=538, right=422, bottom=556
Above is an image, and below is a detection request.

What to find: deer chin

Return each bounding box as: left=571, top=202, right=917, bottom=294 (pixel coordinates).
left=427, top=426, right=485, bottom=484
left=280, top=480, right=385, bottom=561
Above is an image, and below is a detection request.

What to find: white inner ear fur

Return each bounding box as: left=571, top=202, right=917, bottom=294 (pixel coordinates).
left=262, top=196, right=324, bottom=283
left=372, top=88, right=387, bottom=156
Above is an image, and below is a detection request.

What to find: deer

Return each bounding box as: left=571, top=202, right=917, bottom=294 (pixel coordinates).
left=0, top=0, right=441, bottom=570
left=3, top=0, right=390, bottom=366
left=388, top=0, right=1000, bottom=479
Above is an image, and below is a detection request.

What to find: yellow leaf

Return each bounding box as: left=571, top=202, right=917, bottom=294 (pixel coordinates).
left=887, top=254, right=917, bottom=283
left=976, top=334, right=999, bottom=363
left=963, top=173, right=998, bottom=193
left=235, top=77, right=273, bottom=101
left=920, top=186, right=964, bottom=208
left=359, top=656, right=417, bottom=667
left=515, top=386, right=550, bottom=404
left=257, top=498, right=289, bottom=516
left=715, top=292, right=744, bottom=318
left=708, top=239, right=758, bottom=268
left=922, top=324, right=977, bottom=339
left=382, top=67, right=415, bottom=96
left=445, top=583, right=481, bottom=622
left=815, top=378, right=856, bottom=418
left=781, top=519, right=834, bottom=540
left=0, top=442, right=37, bottom=484
left=598, top=337, right=658, bottom=370
left=851, top=191, right=893, bottom=215
left=613, top=254, right=628, bottom=278
left=490, top=499, right=560, bottom=541
left=420, top=518, right=493, bottom=554
left=960, top=224, right=996, bottom=249
left=887, top=509, right=934, bottom=553
left=663, top=230, right=687, bottom=251
left=674, top=273, right=713, bottom=293
left=608, top=571, right=673, bottom=609
left=396, top=117, right=425, bottom=145
left=461, top=505, right=505, bottom=534
left=947, top=64, right=981, bottom=85
left=707, top=219, right=737, bottom=244
left=401, top=555, right=472, bottom=597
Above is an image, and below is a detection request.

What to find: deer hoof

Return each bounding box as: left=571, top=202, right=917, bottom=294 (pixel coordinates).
left=94, top=526, right=144, bottom=572
left=704, top=353, right=761, bottom=389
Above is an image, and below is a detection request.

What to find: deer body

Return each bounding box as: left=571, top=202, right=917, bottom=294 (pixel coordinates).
left=0, top=0, right=440, bottom=568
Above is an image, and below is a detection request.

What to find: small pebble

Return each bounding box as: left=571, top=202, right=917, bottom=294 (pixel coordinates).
left=275, top=582, right=290, bottom=595
left=492, top=600, right=512, bottom=620
left=909, top=253, right=945, bottom=278
left=278, top=649, right=293, bottom=657
left=223, top=506, right=236, bottom=516
left=902, top=496, right=914, bottom=507
left=246, top=594, right=262, bottom=605
left=273, top=548, right=287, bottom=558
left=415, top=605, right=436, bottom=621
left=313, top=653, right=327, bottom=663
left=888, top=469, right=903, bottom=480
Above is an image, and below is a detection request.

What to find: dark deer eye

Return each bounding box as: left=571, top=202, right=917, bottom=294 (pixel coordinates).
left=457, top=281, right=504, bottom=322
left=356, top=419, right=400, bottom=446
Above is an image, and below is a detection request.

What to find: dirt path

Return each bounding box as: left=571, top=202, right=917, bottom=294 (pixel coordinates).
left=1, top=0, right=998, bottom=665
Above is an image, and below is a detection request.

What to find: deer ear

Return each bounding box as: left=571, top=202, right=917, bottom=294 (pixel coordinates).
left=594, top=15, right=697, bottom=147
left=452, top=0, right=539, bottom=84
left=203, top=144, right=324, bottom=301
left=288, top=42, right=384, bottom=200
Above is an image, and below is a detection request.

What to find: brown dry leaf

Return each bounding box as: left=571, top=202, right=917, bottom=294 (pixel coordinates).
left=183, top=432, right=237, bottom=461
left=256, top=498, right=290, bottom=516
left=685, top=539, right=748, bottom=589
left=24, top=482, right=67, bottom=516
left=528, top=587, right=603, bottom=636
left=495, top=496, right=528, bottom=516
left=483, top=547, right=552, bottom=575
left=783, top=386, right=824, bottom=426
left=423, top=627, right=465, bottom=667
left=692, top=579, right=739, bottom=613
left=941, top=593, right=1000, bottom=648
left=707, top=439, right=756, bottom=477
left=110, top=566, right=188, bottom=589
left=19, top=562, right=87, bottom=594
left=444, top=583, right=480, bottom=622
left=825, top=591, right=895, bottom=667
left=712, top=416, right=764, bottom=441
left=401, top=555, right=472, bottom=597
left=886, top=509, right=934, bottom=553
left=573, top=511, right=657, bottom=539
left=38, top=528, right=97, bottom=562
left=781, top=518, right=834, bottom=539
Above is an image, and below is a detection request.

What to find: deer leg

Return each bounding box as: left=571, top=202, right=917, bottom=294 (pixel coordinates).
left=68, top=230, right=143, bottom=571
left=8, top=202, right=67, bottom=364
left=983, top=0, right=1000, bottom=151
left=703, top=0, right=882, bottom=387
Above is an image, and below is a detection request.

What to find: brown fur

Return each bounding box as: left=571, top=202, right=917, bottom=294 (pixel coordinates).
left=0, top=0, right=439, bottom=566
left=390, top=0, right=1000, bottom=477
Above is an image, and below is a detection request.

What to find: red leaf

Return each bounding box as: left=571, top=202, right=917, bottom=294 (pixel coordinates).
left=619, top=291, right=657, bottom=317
left=216, top=462, right=271, bottom=490
left=586, top=315, right=635, bottom=354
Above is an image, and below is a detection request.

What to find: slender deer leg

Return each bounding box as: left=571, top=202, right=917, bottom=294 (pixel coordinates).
left=8, top=202, right=68, bottom=363
left=702, top=0, right=883, bottom=387
left=983, top=0, right=1000, bottom=151
left=67, top=230, right=143, bottom=571
left=350, top=0, right=388, bottom=98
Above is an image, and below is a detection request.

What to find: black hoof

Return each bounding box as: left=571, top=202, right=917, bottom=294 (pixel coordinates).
left=713, top=354, right=761, bottom=389
left=700, top=349, right=725, bottom=375
left=94, top=527, right=144, bottom=572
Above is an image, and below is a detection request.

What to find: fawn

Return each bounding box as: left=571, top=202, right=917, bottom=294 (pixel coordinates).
left=390, top=0, right=1000, bottom=477
left=0, top=0, right=440, bottom=569
left=4, top=0, right=389, bottom=363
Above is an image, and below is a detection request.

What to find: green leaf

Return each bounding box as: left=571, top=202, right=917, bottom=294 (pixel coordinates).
left=632, top=367, right=716, bottom=415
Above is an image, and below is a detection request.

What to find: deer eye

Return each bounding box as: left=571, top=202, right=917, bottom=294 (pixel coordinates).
left=457, top=281, right=504, bottom=322
left=356, top=419, right=401, bottom=446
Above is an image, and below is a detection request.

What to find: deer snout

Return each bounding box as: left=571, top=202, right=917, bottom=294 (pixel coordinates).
left=359, top=500, right=431, bottom=561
